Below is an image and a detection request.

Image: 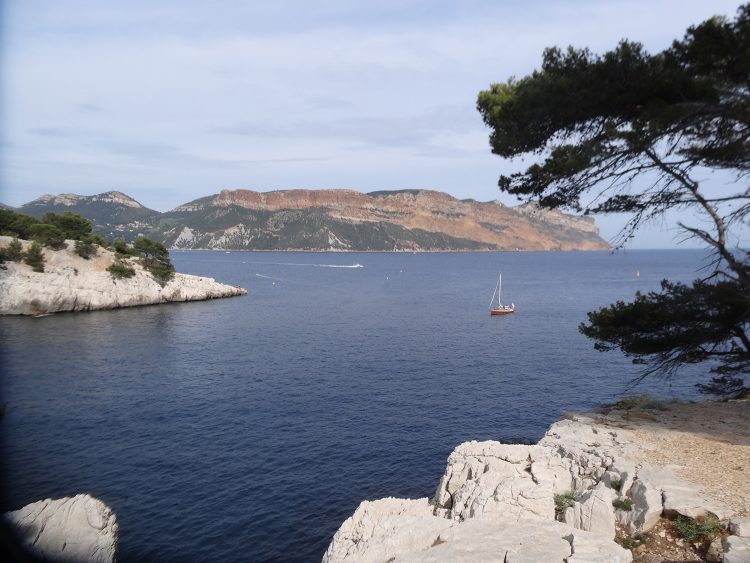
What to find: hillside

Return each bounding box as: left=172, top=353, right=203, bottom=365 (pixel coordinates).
left=18, top=191, right=161, bottom=241
left=15, top=189, right=611, bottom=251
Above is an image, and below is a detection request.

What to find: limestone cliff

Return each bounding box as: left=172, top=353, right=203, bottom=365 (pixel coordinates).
left=0, top=237, right=246, bottom=315
left=160, top=188, right=609, bottom=251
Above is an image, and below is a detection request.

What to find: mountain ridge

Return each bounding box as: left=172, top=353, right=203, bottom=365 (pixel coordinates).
left=12, top=188, right=610, bottom=251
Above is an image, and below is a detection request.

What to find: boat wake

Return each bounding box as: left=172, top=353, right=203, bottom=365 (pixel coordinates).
left=244, top=261, right=363, bottom=269
left=256, top=273, right=283, bottom=281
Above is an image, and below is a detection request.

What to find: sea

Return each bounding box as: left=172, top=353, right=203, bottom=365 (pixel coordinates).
left=0, top=250, right=714, bottom=562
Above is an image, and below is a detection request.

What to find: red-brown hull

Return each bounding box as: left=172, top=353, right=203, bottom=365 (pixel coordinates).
left=490, top=307, right=515, bottom=316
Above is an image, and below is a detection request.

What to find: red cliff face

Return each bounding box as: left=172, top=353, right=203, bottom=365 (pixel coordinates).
left=210, top=188, right=609, bottom=251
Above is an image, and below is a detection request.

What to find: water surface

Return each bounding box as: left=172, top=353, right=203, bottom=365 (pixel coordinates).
left=1, top=250, right=711, bottom=562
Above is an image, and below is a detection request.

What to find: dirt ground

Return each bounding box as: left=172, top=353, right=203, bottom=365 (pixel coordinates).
left=599, top=399, right=749, bottom=561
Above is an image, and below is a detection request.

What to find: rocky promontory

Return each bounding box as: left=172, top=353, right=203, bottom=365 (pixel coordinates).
left=0, top=236, right=246, bottom=315
left=324, top=400, right=750, bottom=562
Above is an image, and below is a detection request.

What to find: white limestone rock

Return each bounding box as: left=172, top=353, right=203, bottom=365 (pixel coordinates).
left=0, top=237, right=246, bottom=315
left=3, top=494, right=117, bottom=563
left=566, top=529, right=633, bottom=563
left=323, top=505, right=632, bottom=563
left=324, top=410, right=736, bottom=562
left=565, top=482, right=616, bottom=538
left=617, top=478, right=663, bottom=533
left=432, top=442, right=558, bottom=522
left=662, top=484, right=731, bottom=520
left=730, top=517, right=750, bottom=538
left=321, top=497, right=452, bottom=563
left=723, top=535, right=750, bottom=563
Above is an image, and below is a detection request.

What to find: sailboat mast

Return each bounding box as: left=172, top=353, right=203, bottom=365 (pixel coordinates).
left=498, top=274, right=502, bottom=306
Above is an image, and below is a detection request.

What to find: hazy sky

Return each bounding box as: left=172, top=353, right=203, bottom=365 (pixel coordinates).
left=1, top=0, right=744, bottom=248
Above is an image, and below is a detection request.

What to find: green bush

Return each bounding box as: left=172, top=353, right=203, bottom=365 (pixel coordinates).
left=610, top=478, right=622, bottom=491
left=113, top=239, right=138, bottom=258
left=23, top=241, right=45, bottom=272
left=612, top=498, right=633, bottom=511
left=146, top=262, right=175, bottom=284
left=42, top=211, right=92, bottom=239
left=133, top=236, right=174, bottom=284
left=673, top=514, right=722, bottom=542
left=554, top=491, right=576, bottom=511
left=29, top=223, right=67, bottom=249
left=606, top=394, right=666, bottom=411
left=106, top=261, right=135, bottom=279
left=88, top=234, right=109, bottom=247
left=0, top=238, right=23, bottom=262
left=74, top=237, right=97, bottom=259
left=0, top=209, right=40, bottom=239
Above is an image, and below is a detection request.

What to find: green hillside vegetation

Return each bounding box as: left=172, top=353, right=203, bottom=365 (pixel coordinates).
left=155, top=204, right=489, bottom=250
left=18, top=192, right=160, bottom=238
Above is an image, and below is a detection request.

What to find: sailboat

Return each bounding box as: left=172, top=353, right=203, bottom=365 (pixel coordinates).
left=489, top=273, right=515, bottom=316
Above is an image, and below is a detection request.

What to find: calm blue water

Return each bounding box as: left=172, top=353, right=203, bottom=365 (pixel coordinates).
left=1, top=250, right=713, bottom=562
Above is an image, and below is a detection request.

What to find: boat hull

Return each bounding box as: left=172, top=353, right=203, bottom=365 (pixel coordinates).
left=490, top=307, right=515, bottom=316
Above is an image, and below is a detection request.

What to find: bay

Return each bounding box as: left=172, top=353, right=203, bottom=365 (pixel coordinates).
left=0, top=250, right=711, bottom=562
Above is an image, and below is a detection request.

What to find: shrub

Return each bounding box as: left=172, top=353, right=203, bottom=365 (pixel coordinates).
left=113, top=239, right=138, bottom=258
left=146, top=262, right=175, bottom=284
left=607, top=394, right=666, bottom=411
left=610, top=478, right=622, bottom=491
left=554, top=491, right=576, bottom=511
left=74, top=237, right=97, bottom=259
left=107, top=261, right=136, bottom=279
left=618, top=533, right=646, bottom=549
left=0, top=238, right=23, bottom=262
left=23, top=241, right=45, bottom=272
left=29, top=223, right=67, bottom=249
left=41, top=211, right=92, bottom=239
left=0, top=209, right=40, bottom=239
left=612, top=498, right=633, bottom=511
left=133, top=236, right=174, bottom=284
left=88, top=234, right=109, bottom=247
left=673, top=514, right=722, bottom=542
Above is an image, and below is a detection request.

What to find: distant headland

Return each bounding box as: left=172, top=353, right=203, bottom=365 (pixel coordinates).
left=6, top=189, right=610, bottom=252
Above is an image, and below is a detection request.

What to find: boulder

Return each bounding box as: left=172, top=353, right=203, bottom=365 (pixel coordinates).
left=3, top=494, right=117, bottom=563
left=618, top=478, right=662, bottom=533
left=565, top=482, right=616, bottom=538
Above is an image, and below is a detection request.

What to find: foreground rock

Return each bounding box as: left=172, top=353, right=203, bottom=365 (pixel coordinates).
left=3, top=494, right=117, bottom=562
left=324, top=400, right=749, bottom=562
left=0, top=236, right=246, bottom=315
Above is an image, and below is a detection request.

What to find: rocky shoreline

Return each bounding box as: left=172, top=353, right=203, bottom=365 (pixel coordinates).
left=323, top=400, right=750, bottom=562
left=0, top=236, right=246, bottom=315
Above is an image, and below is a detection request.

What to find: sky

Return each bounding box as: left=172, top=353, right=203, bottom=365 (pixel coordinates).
left=1, top=0, right=745, bottom=248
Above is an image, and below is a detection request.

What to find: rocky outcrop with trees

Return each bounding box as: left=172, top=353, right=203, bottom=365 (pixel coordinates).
left=0, top=209, right=245, bottom=315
